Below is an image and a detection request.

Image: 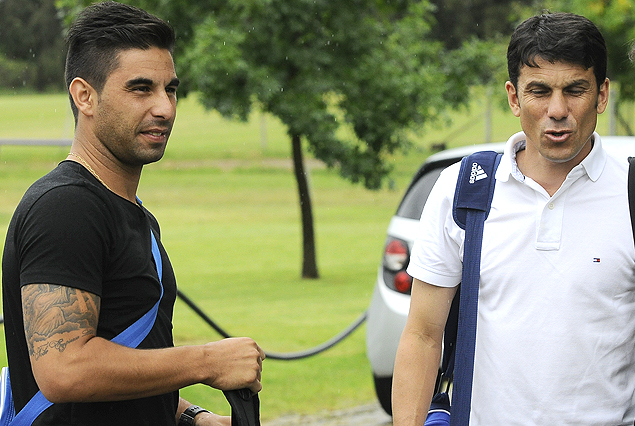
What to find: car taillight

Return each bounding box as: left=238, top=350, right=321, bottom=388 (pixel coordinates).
left=382, top=238, right=412, bottom=295
left=394, top=271, right=413, bottom=293
left=383, top=239, right=409, bottom=271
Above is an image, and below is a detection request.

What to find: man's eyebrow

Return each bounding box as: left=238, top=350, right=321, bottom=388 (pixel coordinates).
left=524, top=81, right=550, bottom=90
left=565, top=79, right=592, bottom=88
left=524, top=79, right=592, bottom=90
left=125, top=77, right=154, bottom=88
left=124, top=77, right=180, bottom=88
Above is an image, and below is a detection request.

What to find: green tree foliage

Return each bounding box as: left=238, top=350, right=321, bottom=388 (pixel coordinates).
left=0, top=0, right=66, bottom=91
left=430, top=0, right=536, bottom=49
left=145, top=0, right=500, bottom=188
left=161, top=0, right=508, bottom=278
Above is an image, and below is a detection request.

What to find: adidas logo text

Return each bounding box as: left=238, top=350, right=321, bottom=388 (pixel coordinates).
left=469, top=162, right=488, bottom=183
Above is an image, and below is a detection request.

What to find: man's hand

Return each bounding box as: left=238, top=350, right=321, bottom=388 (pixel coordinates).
left=202, top=337, right=265, bottom=394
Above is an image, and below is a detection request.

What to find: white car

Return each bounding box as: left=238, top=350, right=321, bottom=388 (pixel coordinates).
left=365, top=136, right=635, bottom=415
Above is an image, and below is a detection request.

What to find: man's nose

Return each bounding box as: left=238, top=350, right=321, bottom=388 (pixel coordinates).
left=151, top=91, right=176, bottom=120
left=547, top=91, right=568, bottom=121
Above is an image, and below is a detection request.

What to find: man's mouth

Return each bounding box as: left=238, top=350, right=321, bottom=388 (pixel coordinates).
left=140, top=128, right=170, bottom=140
left=139, top=120, right=173, bottom=142
left=546, top=130, right=571, bottom=141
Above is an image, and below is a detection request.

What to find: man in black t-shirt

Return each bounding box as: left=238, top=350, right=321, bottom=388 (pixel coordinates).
left=2, top=3, right=265, bottom=426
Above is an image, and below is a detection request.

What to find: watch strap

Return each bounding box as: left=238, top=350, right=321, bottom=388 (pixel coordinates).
left=179, top=405, right=210, bottom=426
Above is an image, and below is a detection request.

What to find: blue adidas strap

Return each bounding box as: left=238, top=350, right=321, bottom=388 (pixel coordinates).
left=448, top=151, right=501, bottom=426
left=9, top=230, right=164, bottom=426
left=112, top=231, right=163, bottom=347
left=453, top=151, right=501, bottom=230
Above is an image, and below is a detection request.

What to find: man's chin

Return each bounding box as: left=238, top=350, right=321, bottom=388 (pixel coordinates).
left=144, top=152, right=166, bottom=165
left=541, top=146, right=589, bottom=165
left=132, top=147, right=167, bottom=166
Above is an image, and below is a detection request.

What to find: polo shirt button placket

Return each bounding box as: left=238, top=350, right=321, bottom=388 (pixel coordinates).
left=536, top=197, right=564, bottom=251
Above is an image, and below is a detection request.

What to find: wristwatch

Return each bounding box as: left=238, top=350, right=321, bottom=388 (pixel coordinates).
left=178, top=405, right=210, bottom=426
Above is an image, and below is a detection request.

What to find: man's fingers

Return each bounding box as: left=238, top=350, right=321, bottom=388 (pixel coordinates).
left=248, top=379, right=262, bottom=394
left=257, top=346, right=266, bottom=361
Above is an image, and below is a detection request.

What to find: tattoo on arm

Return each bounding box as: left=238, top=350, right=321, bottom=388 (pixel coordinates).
left=22, top=284, right=100, bottom=360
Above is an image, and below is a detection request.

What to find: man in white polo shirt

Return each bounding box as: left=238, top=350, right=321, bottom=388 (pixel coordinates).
left=392, top=12, right=635, bottom=426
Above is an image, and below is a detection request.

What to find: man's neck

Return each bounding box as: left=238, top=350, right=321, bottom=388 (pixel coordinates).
left=69, top=133, right=142, bottom=204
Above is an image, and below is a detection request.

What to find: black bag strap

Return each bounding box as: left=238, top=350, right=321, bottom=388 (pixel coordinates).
left=223, top=389, right=260, bottom=426
left=628, top=157, right=635, bottom=246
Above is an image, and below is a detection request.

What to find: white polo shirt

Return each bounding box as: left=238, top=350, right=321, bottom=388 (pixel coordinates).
left=408, top=132, right=635, bottom=425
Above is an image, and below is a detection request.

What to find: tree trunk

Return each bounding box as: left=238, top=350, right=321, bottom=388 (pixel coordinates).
left=291, top=134, right=319, bottom=279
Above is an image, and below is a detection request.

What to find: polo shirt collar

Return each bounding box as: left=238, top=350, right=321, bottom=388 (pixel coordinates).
left=579, top=132, right=607, bottom=182
left=495, top=131, right=607, bottom=183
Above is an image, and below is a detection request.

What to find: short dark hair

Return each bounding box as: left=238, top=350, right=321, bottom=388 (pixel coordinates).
left=507, top=12, right=607, bottom=90
left=65, top=1, right=175, bottom=122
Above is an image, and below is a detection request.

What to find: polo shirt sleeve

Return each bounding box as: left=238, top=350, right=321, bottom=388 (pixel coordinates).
left=17, top=184, right=111, bottom=297
left=407, top=162, right=464, bottom=288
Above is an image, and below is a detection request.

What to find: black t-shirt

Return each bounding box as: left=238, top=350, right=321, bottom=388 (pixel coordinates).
left=2, top=161, right=179, bottom=426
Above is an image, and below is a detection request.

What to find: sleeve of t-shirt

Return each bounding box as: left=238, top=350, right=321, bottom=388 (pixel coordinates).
left=17, top=184, right=111, bottom=297
left=406, top=162, right=464, bottom=288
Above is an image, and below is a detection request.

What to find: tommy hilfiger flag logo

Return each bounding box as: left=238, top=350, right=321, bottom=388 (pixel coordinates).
left=469, top=162, right=488, bottom=184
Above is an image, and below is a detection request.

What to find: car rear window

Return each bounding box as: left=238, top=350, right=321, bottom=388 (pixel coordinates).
left=396, top=167, right=444, bottom=220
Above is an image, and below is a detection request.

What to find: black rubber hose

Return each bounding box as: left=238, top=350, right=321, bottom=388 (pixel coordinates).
left=177, top=289, right=232, bottom=338
left=176, top=289, right=367, bottom=360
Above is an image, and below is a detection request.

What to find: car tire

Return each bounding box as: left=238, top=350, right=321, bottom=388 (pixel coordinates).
left=373, top=375, right=393, bottom=416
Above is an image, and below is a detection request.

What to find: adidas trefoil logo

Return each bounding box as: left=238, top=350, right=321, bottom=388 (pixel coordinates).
left=469, top=162, right=488, bottom=184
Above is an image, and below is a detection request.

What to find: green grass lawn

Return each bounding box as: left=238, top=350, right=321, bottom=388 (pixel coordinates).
left=0, top=90, right=623, bottom=419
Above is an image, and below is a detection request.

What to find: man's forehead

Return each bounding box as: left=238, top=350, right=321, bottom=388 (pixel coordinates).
left=111, top=47, right=176, bottom=78
left=518, top=58, right=594, bottom=83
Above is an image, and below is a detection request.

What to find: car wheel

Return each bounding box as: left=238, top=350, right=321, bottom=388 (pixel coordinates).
left=373, top=375, right=392, bottom=416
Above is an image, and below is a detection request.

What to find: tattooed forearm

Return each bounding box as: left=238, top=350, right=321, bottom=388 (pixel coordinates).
left=22, top=284, right=100, bottom=358
left=33, top=336, right=81, bottom=360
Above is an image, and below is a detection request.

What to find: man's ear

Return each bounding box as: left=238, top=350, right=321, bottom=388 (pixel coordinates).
left=505, top=81, right=521, bottom=118
left=68, top=77, right=97, bottom=118
left=596, top=77, right=610, bottom=114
